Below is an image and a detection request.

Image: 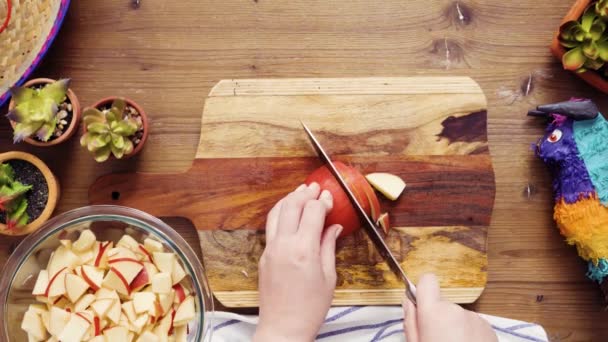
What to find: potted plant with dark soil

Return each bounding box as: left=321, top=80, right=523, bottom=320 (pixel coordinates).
left=7, top=78, right=81, bottom=146
left=81, top=97, right=149, bottom=162
left=0, top=151, right=60, bottom=236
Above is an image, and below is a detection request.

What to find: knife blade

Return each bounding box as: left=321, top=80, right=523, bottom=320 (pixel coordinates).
left=301, top=121, right=417, bottom=304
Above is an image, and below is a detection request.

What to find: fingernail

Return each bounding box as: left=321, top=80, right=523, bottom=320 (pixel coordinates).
left=308, top=182, right=320, bottom=191
left=335, top=225, right=343, bottom=237
left=295, top=184, right=306, bottom=192
left=320, top=189, right=332, bottom=201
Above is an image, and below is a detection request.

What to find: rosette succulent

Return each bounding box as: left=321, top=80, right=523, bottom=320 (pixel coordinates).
left=6, top=79, right=70, bottom=143
left=80, top=98, right=141, bottom=162
left=559, top=6, right=608, bottom=72
left=0, top=163, right=31, bottom=229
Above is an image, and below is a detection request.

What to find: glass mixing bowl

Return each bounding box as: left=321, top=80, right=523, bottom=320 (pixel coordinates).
left=0, top=205, right=214, bottom=341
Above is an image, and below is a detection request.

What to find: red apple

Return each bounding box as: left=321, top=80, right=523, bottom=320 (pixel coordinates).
left=305, top=161, right=381, bottom=237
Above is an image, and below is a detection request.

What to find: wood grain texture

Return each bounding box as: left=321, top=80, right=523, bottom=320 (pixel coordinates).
left=89, top=77, right=494, bottom=306
left=2, top=0, right=608, bottom=338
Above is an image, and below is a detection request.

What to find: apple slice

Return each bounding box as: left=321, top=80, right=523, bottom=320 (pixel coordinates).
left=81, top=265, right=104, bottom=291
left=32, top=270, right=49, bottom=296
left=154, top=309, right=173, bottom=336
left=106, top=300, right=122, bottom=324
left=117, top=234, right=139, bottom=251
left=137, top=244, right=153, bottom=263
left=131, top=314, right=149, bottom=335
left=59, top=240, right=72, bottom=249
left=151, top=272, right=172, bottom=294
left=27, top=304, right=47, bottom=315
left=143, top=238, right=164, bottom=253
left=172, top=296, right=195, bottom=327
left=74, top=293, right=96, bottom=312
left=122, top=300, right=137, bottom=322
left=93, top=241, right=113, bottom=268
left=45, top=268, right=69, bottom=298
left=72, top=229, right=96, bottom=252
left=172, top=283, right=189, bottom=304
left=58, top=312, right=92, bottom=342
left=133, top=292, right=155, bottom=314
left=103, top=326, right=129, bottom=341
left=175, top=324, right=188, bottom=342
left=138, top=331, right=160, bottom=342
left=376, top=212, right=390, bottom=234
left=130, top=266, right=150, bottom=293
left=89, top=336, right=104, bottom=342
left=152, top=252, right=175, bottom=274
left=365, top=172, right=406, bottom=201
left=47, top=246, right=80, bottom=279
left=65, top=273, right=90, bottom=303
left=90, top=298, right=115, bottom=318
left=171, top=260, right=186, bottom=285
left=109, top=259, right=144, bottom=285
left=40, top=310, right=51, bottom=333
left=75, top=249, right=95, bottom=265
left=95, top=287, right=119, bottom=300
left=102, top=267, right=131, bottom=296
left=21, top=309, right=48, bottom=341
left=158, top=292, right=174, bottom=315
left=48, top=306, right=71, bottom=337
left=108, top=247, right=138, bottom=262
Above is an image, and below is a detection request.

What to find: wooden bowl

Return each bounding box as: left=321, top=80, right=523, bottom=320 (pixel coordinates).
left=0, top=151, right=60, bottom=236
left=84, top=96, right=150, bottom=159
left=550, top=0, right=608, bottom=94
left=8, top=78, right=82, bottom=147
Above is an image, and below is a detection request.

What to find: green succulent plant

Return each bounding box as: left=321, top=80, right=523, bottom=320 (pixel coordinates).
left=6, top=79, right=70, bottom=143
left=0, top=163, right=31, bottom=230
left=80, top=98, right=141, bottom=162
left=559, top=7, right=608, bottom=72
left=597, top=0, right=608, bottom=18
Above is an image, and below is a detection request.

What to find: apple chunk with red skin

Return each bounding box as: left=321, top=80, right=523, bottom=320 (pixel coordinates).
left=305, top=161, right=382, bottom=237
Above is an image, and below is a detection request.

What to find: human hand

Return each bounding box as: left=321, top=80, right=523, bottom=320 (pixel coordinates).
left=253, top=183, right=343, bottom=342
left=403, top=274, right=498, bottom=342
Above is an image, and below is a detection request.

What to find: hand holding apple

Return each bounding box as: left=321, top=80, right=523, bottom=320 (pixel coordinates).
left=253, top=183, right=342, bottom=342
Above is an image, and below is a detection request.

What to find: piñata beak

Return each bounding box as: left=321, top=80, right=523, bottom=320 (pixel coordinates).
left=533, top=99, right=599, bottom=121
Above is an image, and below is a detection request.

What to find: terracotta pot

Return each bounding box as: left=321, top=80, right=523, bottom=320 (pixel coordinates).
left=0, top=151, right=60, bottom=236
left=551, top=0, right=608, bottom=94
left=83, top=96, right=149, bottom=159
left=8, top=78, right=82, bottom=147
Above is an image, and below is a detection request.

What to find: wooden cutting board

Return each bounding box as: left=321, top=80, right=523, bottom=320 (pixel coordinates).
left=89, top=77, right=495, bottom=307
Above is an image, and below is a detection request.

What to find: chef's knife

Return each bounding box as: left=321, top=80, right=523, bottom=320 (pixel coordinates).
left=301, top=122, right=417, bottom=304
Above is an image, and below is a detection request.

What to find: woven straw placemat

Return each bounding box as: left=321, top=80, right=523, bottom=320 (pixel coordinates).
left=0, top=0, right=71, bottom=106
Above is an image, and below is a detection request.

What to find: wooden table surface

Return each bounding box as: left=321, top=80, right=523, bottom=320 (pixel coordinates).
left=2, top=0, right=608, bottom=340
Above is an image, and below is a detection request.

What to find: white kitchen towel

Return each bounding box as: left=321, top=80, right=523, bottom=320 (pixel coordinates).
left=208, top=306, right=548, bottom=342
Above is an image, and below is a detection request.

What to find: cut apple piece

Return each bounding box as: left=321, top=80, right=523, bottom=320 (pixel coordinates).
left=174, top=324, right=188, bottom=342
left=59, top=240, right=72, bottom=249
left=137, top=244, right=153, bottom=263
left=102, top=267, right=131, bottom=296
left=40, top=310, right=50, bottom=332
left=89, top=336, right=104, bottom=342
left=143, top=238, right=164, bottom=253
left=172, top=284, right=189, bottom=304
left=172, top=296, right=195, bottom=327
left=117, top=234, right=139, bottom=251
left=131, top=314, right=149, bottom=335
left=103, top=326, right=129, bottom=341
left=21, top=309, right=48, bottom=341
left=81, top=265, right=104, bottom=291
left=72, top=229, right=96, bottom=252
left=28, top=303, right=47, bottom=315
left=93, top=241, right=113, bottom=269
left=122, top=300, right=137, bottom=322
left=108, top=247, right=138, bottom=262
left=154, top=309, right=173, bottom=335
left=130, top=266, right=150, bottom=293
left=365, top=172, right=406, bottom=201
left=65, top=273, right=90, bottom=303
left=48, top=306, right=71, bottom=337
left=152, top=272, right=172, bottom=294
left=47, top=246, right=80, bottom=278
left=32, top=270, right=49, bottom=296
left=45, top=268, right=69, bottom=298
left=106, top=299, right=122, bottom=324
left=158, top=291, right=174, bottom=315
left=74, top=293, right=96, bottom=312
left=376, top=212, right=390, bottom=234
left=109, top=259, right=144, bottom=285
left=75, top=249, right=95, bottom=265
left=90, top=298, right=115, bottom=318
left=152, top=252, right=175, bottom=274
left=137, top=331, right=160, bottom=342
left=171, top=260, right=186, bottom=285
left=95, top=288, right=119, bottom=300
left=58, top=312, right=92, bottom=342
left=133, top=292, right=155, bottom=314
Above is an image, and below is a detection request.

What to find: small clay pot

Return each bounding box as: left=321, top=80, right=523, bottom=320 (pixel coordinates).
left=550, top=0, right=608, bottom=94
left=84, top=96, right=149, bottom=159
left=0, top=151, right=60, bottom=236
left=8, top=78, right=82, bottom=147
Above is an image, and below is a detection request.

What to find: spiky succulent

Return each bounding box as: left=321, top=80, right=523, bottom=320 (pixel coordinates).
left=559, top=7, right=608, bottom=72
left=80, top=98, right=140, bottom=162
left=6, top=79, right=70, bottom=143
left=0, top=163, right=31, bottom=230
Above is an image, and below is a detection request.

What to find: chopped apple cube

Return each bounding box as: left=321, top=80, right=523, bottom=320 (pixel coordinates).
left=110, top=259, right=144, bottom=285
left=58, top=312, right=92, bottom=342
left=151, top=272, right=172, bottom=294
left=171, top=260, right=186, bottom=285
left=21, top=309, right=48, bottom=341
left=102, top=268, right=131, bottom=296
left=95, top=288, right=119, bottom=300
left=152, top=252, right=175, bottom=274
left=130, top=267, right=150, bottom=293
left=108, top=247, right=138, bottom=261
left=158, top=292, right=174, bottom=315
left=122, top=300, right=137, bottom=322
left=81, top=265, right=104, bottom=291
left=133, top=292, right=155, bottom=314
left=48, top=307, right=71, bottom=337
left=90, top=298, right=115, bottom=318
left=74, top=293, right=96, bottom=312
left=40, top=310, right=50, bottom=333
left=154, top=310, right=173, bottom=335
left=143, top=238, right=164, bottom=253
left=103, top=326, right=129, bottom=341
left=172, top=284, right=189, bottom=304
left=72, top=229, right=96, bottom=252
left=47, top=246, right=80, bottom=278
left=172, top=296, right=195, bottom=327
left=117, top=234, right=139, bottom=251
left=59, top=240, right=72, bottom=249
left=75, top=249, right=95, bottom=264
left=45, top=268, right=69, bottom=298
left=137, top=244, right=153, bottom=263
left=89, top=336, right=104, bottom=342
left=106, top=299, right=122, bottom=324
left=93, top=241, right=113, bottom=269
left=64, top=273, right=90, bottom=303
left=174, top=324, right=188, bottom=342
left=32, top=270, right=49, bottom=296
left=131, top=314, right=149, bottom=334
left=28, top=304, right=47, bottom=315
left=137, top=331, right=160, bottom=342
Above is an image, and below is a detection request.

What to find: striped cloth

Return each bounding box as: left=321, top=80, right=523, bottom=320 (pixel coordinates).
left=208, top=306, right=548, bottom=341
